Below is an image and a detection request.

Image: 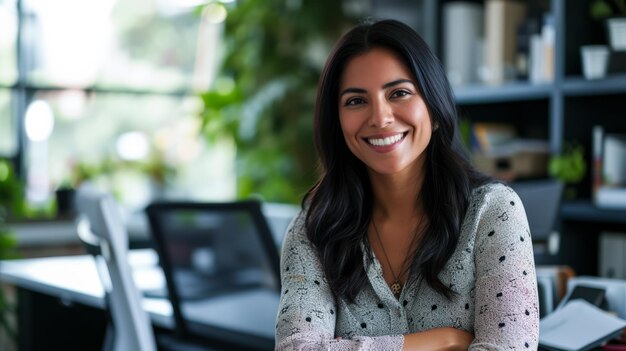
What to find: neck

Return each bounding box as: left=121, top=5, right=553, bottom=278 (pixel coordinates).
left=368, top=160, right=426, bottom=221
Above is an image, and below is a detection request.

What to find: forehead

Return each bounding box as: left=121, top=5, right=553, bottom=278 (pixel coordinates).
left=340, top=47, right=414, bottom=88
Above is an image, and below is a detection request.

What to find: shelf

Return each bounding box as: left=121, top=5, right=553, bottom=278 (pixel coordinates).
left=560, top=200, right=626, bottom=224
left=453, top=81, right=553, bottom=105
left=562, top=75, right=626, bottom=97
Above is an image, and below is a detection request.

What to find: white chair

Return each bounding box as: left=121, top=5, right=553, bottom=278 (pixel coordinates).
left=76, top=187, right=157, bottom=351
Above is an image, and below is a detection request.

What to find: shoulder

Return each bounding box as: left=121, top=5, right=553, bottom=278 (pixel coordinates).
left=286, top=206, right=308, bottom=237
left=471, top=181, right=518, bottom=200
left=469, top=182, right=522, bottom=213
left=464, top=182, right=528, bottom=236
left=467, top=182, right=530, bottom=245
left=281, top=206, right=312, bottom=252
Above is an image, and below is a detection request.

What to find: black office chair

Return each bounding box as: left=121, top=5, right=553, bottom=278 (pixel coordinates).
left=145, top=200, right=280, bottom=351
left=509, top=179, right=564, bottom=255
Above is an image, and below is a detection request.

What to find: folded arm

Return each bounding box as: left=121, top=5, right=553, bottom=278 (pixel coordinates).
left=470, top=186, right=540, bottom=350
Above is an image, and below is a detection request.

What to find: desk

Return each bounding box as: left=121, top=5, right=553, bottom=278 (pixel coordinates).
left=0, top=250, right=278, bottom=350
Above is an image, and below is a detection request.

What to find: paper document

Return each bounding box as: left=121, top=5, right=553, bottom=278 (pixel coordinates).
left=540, top=299, right=626, bottom=351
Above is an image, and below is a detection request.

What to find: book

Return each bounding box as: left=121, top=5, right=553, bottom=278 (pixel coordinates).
left=536, top=265, right=577, bottom=303
left=484, top=0, right=527, bottom=84
left=604, top=134, right=626, bottom=187
left=536, top=265, right=576, bottom=318
left=593, top=126, right=604, bottom=200
left=471, top=122, right=517, bottom=153
left=599, top=232, right=626, bottom=280
left=540, top=299, right=626, bottom=351
left=593, top=126, right=626, bottom=209
left=596, top=187, right=626, bottom=210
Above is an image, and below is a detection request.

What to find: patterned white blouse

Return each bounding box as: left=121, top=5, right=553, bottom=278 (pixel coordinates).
left=275, top=183, right=540, bottom=350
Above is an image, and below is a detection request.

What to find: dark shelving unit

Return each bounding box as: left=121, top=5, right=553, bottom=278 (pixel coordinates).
left=561, top=201, right=626, bottom=224
left=562, top=74, right=626, bottom=96
left=425, top=0, right=626, bottom=274
left=378, top=1, right=626, bottom=234
left=454, top=82, right=554, bottom=105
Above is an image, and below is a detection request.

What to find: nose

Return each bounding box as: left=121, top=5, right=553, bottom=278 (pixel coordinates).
left=368, top=97, right=393, bottom=128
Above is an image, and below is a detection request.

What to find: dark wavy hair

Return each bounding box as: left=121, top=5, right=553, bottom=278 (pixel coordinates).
left=303, top=19, right=490, bottom=303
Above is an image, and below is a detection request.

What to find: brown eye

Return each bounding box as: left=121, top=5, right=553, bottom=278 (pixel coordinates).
left=345, top=97, right=365, bottom=106
left=390, top=90, right=411, bottom=99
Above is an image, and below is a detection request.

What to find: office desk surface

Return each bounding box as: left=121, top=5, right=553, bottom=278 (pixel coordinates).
left=0, top=250, right=280, bottom=342
left=0, top=250, right=175, bottom=328
left=0, top=250, right=280, bottom=351
left=0, top=250, right=280, bottom=340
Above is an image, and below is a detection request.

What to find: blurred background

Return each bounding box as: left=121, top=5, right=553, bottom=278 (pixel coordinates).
left=0, top=0, right=625, bottom=349
left=1, top=0, right=624, bottom=211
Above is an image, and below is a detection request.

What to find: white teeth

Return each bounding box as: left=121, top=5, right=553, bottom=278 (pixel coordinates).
left=367, top=133, right=404, bottom=146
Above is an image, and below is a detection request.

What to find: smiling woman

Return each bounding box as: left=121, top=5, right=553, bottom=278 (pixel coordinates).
left=275, top=19, right=540, bottom=351
left=338, top=48, right=432, bottom=177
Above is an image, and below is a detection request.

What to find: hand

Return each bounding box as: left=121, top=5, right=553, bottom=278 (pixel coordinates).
left=402, top=327, right=474, bottom=351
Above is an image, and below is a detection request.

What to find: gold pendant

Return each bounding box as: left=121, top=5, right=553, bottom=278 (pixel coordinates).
left=390, top=281, right=402, bottom=297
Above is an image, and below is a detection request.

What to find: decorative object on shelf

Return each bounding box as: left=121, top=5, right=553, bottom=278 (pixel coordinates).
left=590, top=0, right=626, bottom=51
left=581, top=45, right=610, bottom=79
left=593, top=126, right=626, bottom=209
left=548, top=143, right=586, bottom=200
left=442, top=1, right=483, bottom=86
left=608, top=17, right=626, bottom=50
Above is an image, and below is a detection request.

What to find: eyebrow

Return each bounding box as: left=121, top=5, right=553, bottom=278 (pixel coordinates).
left=339, top=79, right=415, bottom=98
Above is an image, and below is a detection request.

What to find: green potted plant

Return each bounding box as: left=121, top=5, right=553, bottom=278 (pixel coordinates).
left=591, top=0, right=626, bottom=51
left=0, top=159, right=20, bottom=346
left=0, top=223, right=17, bottom=346
left=548, top=143, right=586, bottom=200
left=197, top=0, right=357, bottom=203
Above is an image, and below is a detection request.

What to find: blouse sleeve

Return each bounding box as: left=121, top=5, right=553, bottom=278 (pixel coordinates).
left=470, top=185, right=540, bottom=350
left=275, top=211, right=404, bottom=351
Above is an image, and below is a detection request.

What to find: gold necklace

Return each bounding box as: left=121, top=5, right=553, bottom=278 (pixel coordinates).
left=372, top=220, right=403, bottom=298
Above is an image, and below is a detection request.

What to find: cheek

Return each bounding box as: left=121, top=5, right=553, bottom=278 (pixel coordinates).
left=338, top=115, right=362, bottom=155
left=410, top=102, right=432, bottom=131
left=339, top=113, right=358, bottom=139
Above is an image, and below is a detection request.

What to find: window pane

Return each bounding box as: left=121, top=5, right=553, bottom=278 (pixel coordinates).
left=23, top=0, right=221, bottom=91
left=0, top=90, right=16, bottom=155
left=26, top=91, right=235, bottom=208
left=0, top=0, right=18, bottom=85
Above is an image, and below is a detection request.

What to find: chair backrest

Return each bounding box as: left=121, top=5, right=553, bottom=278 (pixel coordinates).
left=509, top=179, right=564, bottom=242
left=76, top=187, right=157, bottom=351
left=145, top=200, right=280, bottom=350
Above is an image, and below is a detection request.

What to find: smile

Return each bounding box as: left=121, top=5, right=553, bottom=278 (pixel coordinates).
left=365, top=132, right=407, bottom=147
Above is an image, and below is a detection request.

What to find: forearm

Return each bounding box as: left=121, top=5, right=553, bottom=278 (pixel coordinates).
left=277, top=333, right=404, bottom=351
left=402, top=327, right=473, bottom=351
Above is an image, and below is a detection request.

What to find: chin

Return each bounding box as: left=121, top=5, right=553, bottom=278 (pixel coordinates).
left=367, top=163, right=410, bottom=175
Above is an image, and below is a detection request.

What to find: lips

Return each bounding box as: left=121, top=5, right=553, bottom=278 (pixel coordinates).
left=365, top=132, right=407, bottom=147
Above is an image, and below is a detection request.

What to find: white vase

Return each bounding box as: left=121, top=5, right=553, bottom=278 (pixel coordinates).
left=607, top=17, right=626, bottom=51
left=580, top=45, right=610, bottom=79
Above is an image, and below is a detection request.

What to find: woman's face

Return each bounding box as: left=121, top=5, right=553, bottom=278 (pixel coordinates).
left=338, top=47, right=433, bottom=177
